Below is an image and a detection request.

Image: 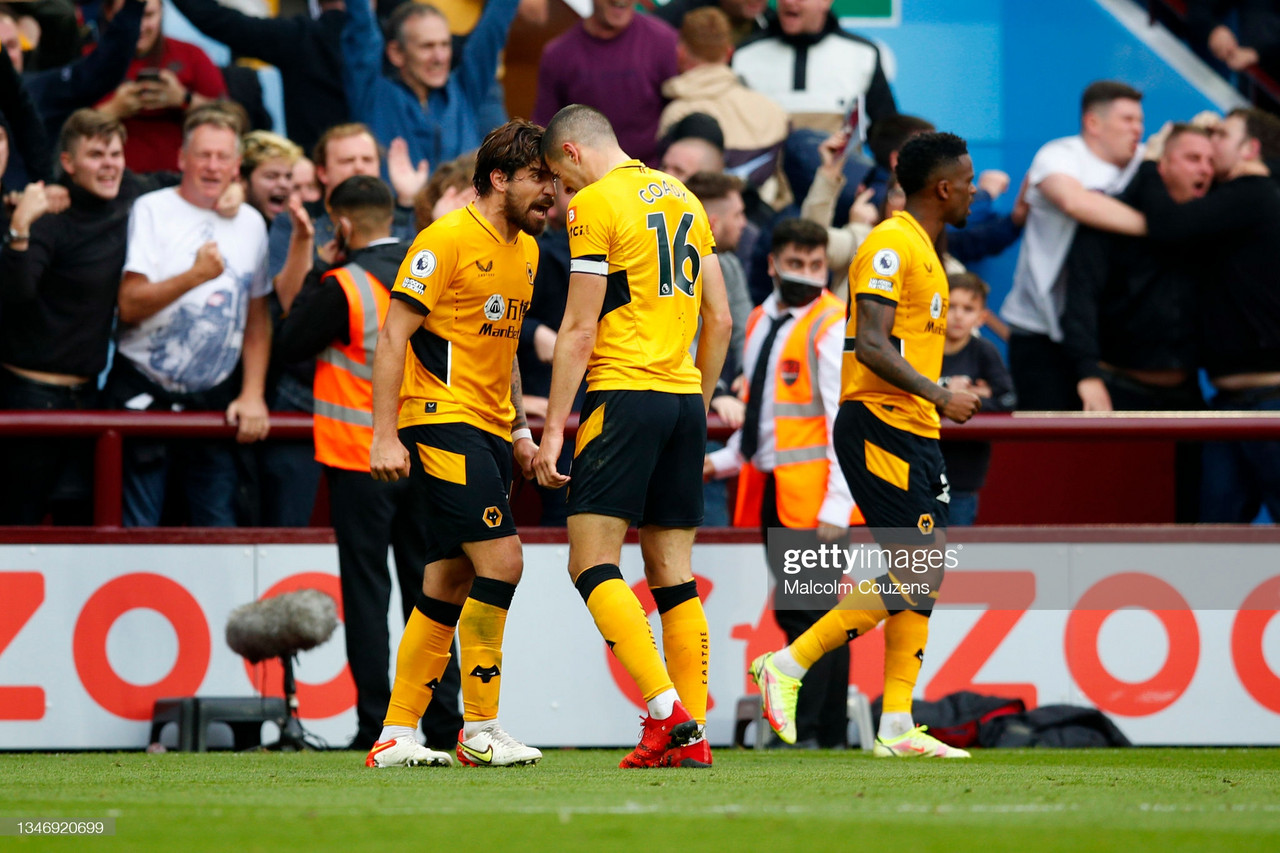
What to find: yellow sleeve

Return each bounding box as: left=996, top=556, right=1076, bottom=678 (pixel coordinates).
left=566, top=188, right=612, bottom=276
left=689, top=196, right=717, bottom=257
left=390, top=226, right=459, bottom=314
left=850, top=226, right=913, bottom=305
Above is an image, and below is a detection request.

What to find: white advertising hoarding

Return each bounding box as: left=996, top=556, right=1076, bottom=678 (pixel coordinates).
left=0, top=535, right=1277, bottom=749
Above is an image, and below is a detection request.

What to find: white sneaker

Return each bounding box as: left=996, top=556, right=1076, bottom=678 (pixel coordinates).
left=749, top=652, right=801, bottom=745
left=456, top=723, right=542, bottom=767
left=873, top=725, right=971, bottom=758
left=365, top=736, right=454, bottom=768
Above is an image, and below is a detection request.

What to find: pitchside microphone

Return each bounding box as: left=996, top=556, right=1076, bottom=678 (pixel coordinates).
left=226, top=589, right=338, bottom=663
left=225, top=590, right=339, bottom=750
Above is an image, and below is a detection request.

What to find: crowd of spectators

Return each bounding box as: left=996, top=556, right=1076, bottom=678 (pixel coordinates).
left=1, top=0, right=1278, bottom=528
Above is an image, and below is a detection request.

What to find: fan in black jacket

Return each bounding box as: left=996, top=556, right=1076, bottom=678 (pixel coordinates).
left=0, top=110, right=175, bottom=524
left=170, top=0, right=349, bottom=153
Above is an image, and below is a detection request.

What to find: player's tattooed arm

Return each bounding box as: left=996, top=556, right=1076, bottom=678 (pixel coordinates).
left=854, top=297, right=947, bottom=403
left=510, top=356, right=528, bottom=432
left=510, top=355, right=539, bottom=479
left=855, top=297, right=981, bottom=423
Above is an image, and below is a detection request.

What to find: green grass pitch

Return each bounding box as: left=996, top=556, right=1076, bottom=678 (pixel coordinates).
left=2, top=748, right=1278, bottom=852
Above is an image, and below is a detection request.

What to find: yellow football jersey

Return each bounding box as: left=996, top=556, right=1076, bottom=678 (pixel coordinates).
left=566, top=161, right=716, bottom=394
left=843, top=211, right=949, bottom=439
left=389, top=204, right=538, bottom=439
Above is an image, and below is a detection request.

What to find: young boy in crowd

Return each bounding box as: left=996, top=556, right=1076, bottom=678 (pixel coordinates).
left=939, top=273, right=1016, bottom=525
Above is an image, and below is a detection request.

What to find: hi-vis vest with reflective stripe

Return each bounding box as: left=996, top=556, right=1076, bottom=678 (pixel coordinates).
left=313, top=262, right=389, bottom=471
left=734, top=290, right=864, bottom=528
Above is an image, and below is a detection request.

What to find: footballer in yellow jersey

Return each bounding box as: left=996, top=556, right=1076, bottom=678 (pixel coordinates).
left=749, top=133, right=982, bottom=765
left=535, top=110, right=729, bottom=527
left=532, top=105, right=733, bottom=770
left=365, top=121, right=552, bottom=771
left=389, top=205, right=538, bottom=439
left=563, top=161, right=716, bottom=394
left=836, top=135, right=981, bottom=535
left=844, top=210, right=951, bottom=440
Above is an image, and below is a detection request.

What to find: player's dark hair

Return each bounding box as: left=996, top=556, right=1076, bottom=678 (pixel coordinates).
left=1081, top=80, right=1142, bottom=117
left=1228, top=107, right=1280, bottom=161
left=684, top=171, right=743, bottom=204
left=541, top=104, right=618, bottom=161
left=473, top=118, right=546, bottom=197
left=895, top=131, right=969, bottom=197
left=948, top=271, right=990, bottom=305
left=867, top=114, right=935, bottom=170
left=771, top=218, right=828, bottom=253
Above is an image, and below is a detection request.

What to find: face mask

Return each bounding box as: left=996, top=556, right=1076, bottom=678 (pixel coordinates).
left=776, top=272, right=826, bottom=307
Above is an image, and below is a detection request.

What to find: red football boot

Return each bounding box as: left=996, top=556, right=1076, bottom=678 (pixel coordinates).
left=619, top=700, right=699, bottom=768
left=661, top=733, right=712, bottom=768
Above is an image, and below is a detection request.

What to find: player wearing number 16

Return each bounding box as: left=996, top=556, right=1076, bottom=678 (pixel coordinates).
left=534, top=105, right=733, bottom=768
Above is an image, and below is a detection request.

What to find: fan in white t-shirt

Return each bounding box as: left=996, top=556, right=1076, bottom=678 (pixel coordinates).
left=109, top=111, right=272, bottom=527
left=1000, top=81, right=1148, bottom=411
left=116, top=114, right=271, bottom=437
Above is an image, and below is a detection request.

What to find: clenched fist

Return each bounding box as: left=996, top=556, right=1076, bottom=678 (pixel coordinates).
left=939, top=388, right=982, bottom=424
left=191, top=242, right=224, bottom=283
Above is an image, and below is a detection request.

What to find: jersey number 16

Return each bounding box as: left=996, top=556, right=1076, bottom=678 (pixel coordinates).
left=647, top=212, right=700, bottom=299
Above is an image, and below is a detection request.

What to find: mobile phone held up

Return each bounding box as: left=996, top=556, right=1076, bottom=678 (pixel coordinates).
left=136, top=67, right=162, bottom=84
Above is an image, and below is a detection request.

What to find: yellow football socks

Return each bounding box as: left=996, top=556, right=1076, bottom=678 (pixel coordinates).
left=653, top=581, right=709, bottom=725
left=790, top=583, right=891, bottom=671
left=882, top=609, right=930, bottom=713
left=576, top=565, right=673, bottom=702
left=383, top=594, right=461, bottom=729
left=459, top=577, right=516, bottom=722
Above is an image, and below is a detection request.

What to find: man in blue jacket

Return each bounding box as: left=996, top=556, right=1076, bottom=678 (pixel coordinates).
left=342, top=0, right=517, bottom=169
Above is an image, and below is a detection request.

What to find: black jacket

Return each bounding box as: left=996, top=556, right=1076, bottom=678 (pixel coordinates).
left=274, top=240, right=407, bottom=364
left=939, top=336, right=1015, bottom=492
left=1062, top=162, right=1200, bottom=381
left=24, top=0, right=144, bottom=146
left=1138, top=163, right=1280, bottom=378
left=0, top=172, right=170, bottom=376
left=170, top=0, right=348, bottom=153
left=0, top=47, right=51, bottom=188
left=517, top=225, right=570, bottom=399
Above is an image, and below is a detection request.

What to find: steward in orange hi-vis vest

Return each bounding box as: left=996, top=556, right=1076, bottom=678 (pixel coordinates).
left=733, top=289, right=865, bottom=529
left=313, top=262, right=391, bottom=471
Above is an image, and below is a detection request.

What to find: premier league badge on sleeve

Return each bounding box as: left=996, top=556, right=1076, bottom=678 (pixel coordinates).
left=410, top=249, right=437, bottom=278
left=872, top=248, right=900, bottom=277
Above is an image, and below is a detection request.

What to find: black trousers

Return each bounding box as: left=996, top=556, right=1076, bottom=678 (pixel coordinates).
left=761, top=474, right=849, bottom=748
left=0, top=368, right=98, bottom=524
left=1008, top=331, right=1080, bottom=411
left=326, top=466, right=462, bottom=749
